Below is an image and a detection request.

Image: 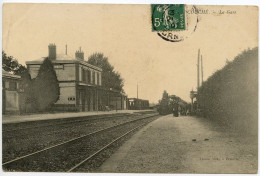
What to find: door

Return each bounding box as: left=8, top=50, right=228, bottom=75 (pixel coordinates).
left=80, top=91, right=85, bottom=111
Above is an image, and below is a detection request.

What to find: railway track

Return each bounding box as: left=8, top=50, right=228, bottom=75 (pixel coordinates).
left=2, top=112, right=152, bottom=162
left=3, top=113, right=160, bottom=172
left=3, top=113, right=132, bottom=133
left=68, top=119, right=154, bottom=172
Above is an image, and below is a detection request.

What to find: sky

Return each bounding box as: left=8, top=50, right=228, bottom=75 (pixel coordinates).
left=2, top=4, right=258, bottom=103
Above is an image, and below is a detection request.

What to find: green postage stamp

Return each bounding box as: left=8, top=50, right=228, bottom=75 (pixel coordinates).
left=151, top=4, right=186, bottom=31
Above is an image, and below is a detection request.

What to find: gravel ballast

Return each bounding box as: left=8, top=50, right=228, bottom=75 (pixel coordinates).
left=2, top=113, right=155, bottom=163
left=3, top=113, right=159, bottom=172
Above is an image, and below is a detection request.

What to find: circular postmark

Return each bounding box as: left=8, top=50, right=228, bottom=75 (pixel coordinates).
left=152, top=5, right=199, bottom=42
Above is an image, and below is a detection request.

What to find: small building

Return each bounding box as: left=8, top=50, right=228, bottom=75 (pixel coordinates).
left=2, top=70, right=21, bottom=114
left=26, top=44, right=127, bottom=112
left=128, top=98, right=149, bottom=110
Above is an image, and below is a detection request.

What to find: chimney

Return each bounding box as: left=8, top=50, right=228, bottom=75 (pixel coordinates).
left=75, top=47, right=84, bottom=60
left=48, top=43, right=56, bottom=60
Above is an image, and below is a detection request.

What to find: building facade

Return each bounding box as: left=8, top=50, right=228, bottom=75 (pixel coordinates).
left=26, top=44, right=127, bottom=112
left=2, top=70, right=21, bottom=114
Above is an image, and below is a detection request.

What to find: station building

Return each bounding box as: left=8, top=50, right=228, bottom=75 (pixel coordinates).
left=26, top=44, right=127, bottom=112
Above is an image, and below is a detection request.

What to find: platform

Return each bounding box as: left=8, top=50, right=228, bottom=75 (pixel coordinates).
left=2, top=110, right=154, bottom=124
left=99, top=115, right=257, bottom=174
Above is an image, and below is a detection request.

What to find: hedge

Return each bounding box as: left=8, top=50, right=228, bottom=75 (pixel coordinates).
left=197, top=48, right=258, bottom=134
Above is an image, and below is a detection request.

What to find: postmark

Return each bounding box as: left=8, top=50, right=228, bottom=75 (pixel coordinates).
left=151, top=5, right=199, bottom=42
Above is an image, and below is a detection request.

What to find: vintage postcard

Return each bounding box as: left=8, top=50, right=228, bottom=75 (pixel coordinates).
left=1, top=3, right=258, bottom=174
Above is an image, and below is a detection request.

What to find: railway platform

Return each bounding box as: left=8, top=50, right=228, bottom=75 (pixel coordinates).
left=100, top=114, right=257, bottom=174
left=2, top=110, right=154, bottom=124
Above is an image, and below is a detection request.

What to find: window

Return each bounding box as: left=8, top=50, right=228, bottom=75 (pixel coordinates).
left=82, top=68, right=86, bottom=82
left=86, top=70, right=91, bottom=84
left=11, top=82, right=17, bottom=90
left=92, top=71, right=96, bottom=84
left=85, top=70, right=88, bottom=83
left=5, top=81, right=9, bottom=89
left=68, top=97, right=75, bottom=101
left=97, top=72, right=100, bottom=86
left=9, top=82, right=17, bottom=90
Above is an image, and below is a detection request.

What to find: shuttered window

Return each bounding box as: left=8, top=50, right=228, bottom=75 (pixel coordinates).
left=82, top=68, right=86, bottom=82
left=92, top=71, right=95, bottom=84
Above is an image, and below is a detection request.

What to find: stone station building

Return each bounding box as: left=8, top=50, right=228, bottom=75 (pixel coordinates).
left=26, top=44, right=127, bottom=112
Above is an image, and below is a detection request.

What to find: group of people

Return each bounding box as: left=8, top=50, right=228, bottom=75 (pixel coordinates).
left=172, top=104, right=190, bottom=117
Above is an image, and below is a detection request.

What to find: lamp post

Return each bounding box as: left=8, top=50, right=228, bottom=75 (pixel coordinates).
left=190, top=90, right=196, bottom=113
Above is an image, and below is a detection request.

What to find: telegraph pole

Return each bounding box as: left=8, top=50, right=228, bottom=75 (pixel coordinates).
left=137, top=84, right=139, bottom=99
left=197, top=49, right=200, bottom=91
left=197, top=49, right=201, bottom=111
left=201, top=54, right=203, bottom=84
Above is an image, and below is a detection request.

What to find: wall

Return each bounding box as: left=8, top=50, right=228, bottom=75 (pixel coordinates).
left=28, top=65, right=40, bottom=79
left=5, top=91, right=19, bottom=111
left=56, top=82, right=76, bottom=104
left=55, top=64, right=75, bottom=81
left=28, top=63, right=76, bottom=81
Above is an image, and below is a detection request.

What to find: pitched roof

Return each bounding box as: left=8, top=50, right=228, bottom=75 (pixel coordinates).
left=26, top=54, right=102, bottom=71
left=2, top=70, right=21, bottom=79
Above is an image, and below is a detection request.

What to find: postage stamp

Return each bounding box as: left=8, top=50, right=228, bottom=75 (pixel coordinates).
left=152, top=5, right=199, bottom=42
left=151, top=4, right=186, bottom=31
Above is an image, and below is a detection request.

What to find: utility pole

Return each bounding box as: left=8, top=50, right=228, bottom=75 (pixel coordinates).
left=197, top=49, right=200, bottom=111
left=137, top=84, right=139, bottom=99
left=197, top=49, right=200, bottom=91
left=201, top=54, right=204, bottom=84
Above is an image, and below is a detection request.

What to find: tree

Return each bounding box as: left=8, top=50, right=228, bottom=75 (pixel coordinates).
left=19, top=70, right=36, bottom=112
left=162, top=90, right=169, bottom=99
left=2, top=51, right=27, bottom=75
left=87, top=53, right=124, bottom=92
left=34, top=58, right=60, bottom=111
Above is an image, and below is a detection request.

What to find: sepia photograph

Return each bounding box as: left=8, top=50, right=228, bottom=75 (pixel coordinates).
left=1, top=1, right=259, bottom=174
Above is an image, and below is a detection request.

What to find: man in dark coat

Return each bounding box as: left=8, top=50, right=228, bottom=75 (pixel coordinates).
left=173, top=102, right=179, bottom=117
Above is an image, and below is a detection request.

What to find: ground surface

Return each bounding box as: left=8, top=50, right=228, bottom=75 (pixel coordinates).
left=100, top=115, right=258, bottom=174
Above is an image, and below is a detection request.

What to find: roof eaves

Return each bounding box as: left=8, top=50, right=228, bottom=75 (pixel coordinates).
left=79, top=60, right=102, bottom=71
